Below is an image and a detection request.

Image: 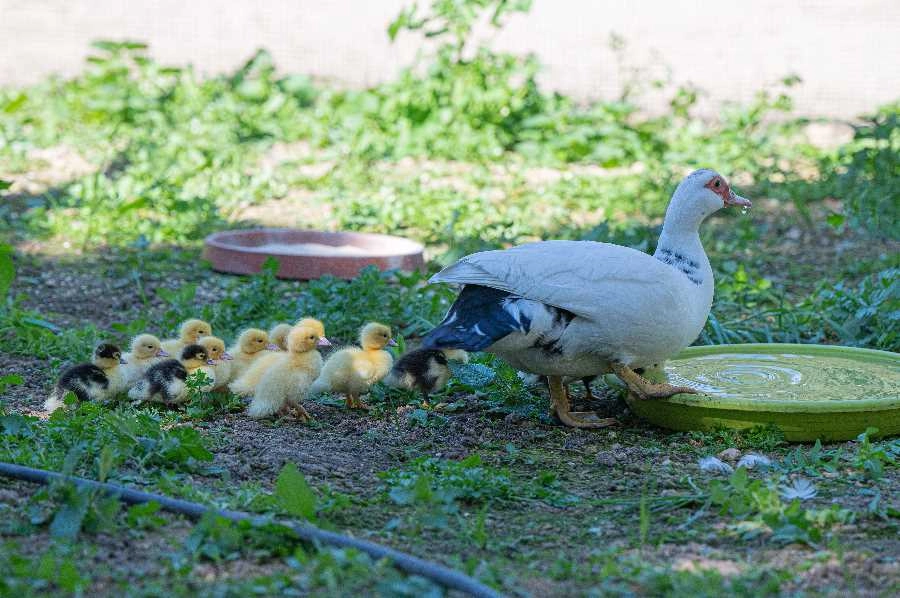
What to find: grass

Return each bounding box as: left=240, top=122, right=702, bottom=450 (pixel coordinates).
left=0, top=0, right=898, bottom=595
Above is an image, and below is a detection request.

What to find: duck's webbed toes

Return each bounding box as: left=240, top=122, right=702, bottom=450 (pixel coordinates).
left=611, top=362, right=696, bottom=400
left=548, top=375, right=619, bottom=429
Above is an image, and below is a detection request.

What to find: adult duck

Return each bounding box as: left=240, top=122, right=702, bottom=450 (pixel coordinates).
left=422, top=169, right=751, bottom=428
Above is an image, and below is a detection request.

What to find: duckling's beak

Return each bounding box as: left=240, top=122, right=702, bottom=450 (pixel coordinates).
left=388, top=338, right=398, bottom=347
left=206, top=359, right=217, bottom=365
left=266, top=343, right=279, bottom=350
left=724, top=190, right=752, bottom=208
left=222, top=352, right=234, bottom=360
left=317, top=337, right=332, bottom=347
left=119, top=358, right=128, bottom=365
left=157, top=350, right=169, bottom=358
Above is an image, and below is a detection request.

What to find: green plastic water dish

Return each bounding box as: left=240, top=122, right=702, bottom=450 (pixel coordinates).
left=625, top=343, right=900, bottom=442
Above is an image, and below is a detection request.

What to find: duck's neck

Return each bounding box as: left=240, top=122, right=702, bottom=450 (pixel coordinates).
left=653, top=228, right=711, bottom=288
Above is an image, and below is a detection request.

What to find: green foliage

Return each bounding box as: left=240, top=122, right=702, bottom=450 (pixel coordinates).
left=852, top=427, right=899, bottom=480
left=706, top=467, right=853, bottom=547
left=295, top=266, right=455, bottom=340
left=830, top=102, right=900, bottom=237
left=0, top=544, right=89, bottom=595
left=184, top=512, right=299, bottom=561
left=682, top=425, right=786, bottom=454
left=0, top=401, right=212, bottom=477
left=183, top=370, right=243, bottom=420
left=703, top=265, right=899, bottom=351
left=275, top=463, right=318, bottom=522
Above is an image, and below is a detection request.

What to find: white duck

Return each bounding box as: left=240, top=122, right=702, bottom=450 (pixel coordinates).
left=422, top=169, right=751, bottom=428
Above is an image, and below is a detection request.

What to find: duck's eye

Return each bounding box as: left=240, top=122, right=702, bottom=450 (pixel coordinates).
left=713, top=179, right=721, bottom=188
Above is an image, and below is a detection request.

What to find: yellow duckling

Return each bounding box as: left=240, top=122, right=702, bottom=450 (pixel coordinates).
left=230, top=319, right=330, bottom=397
left=294, top=317, right=331, bottom=348
left=310, top=322, right=395, bottom=410
left=128, top=344, right=212, bottom=405
left=44, top=343, right=128, bottom=412
left=227, top=328, right=274, bottom=381
left=268, top=323, right=293, bottom=351
left=161, top=319, right=211, bottom=357
left=121, top=334, right=169, bottom=387
left=198, top=336, right=232, bottom=390
left=247, top=325, right=324, bottom=420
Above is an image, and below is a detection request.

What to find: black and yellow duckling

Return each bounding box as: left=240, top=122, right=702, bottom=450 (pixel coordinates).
left=44, top=343, right=127, bottom=412
left=127, top=344, right=212, bottom=406
left=384, top=348, right=468, bottom=406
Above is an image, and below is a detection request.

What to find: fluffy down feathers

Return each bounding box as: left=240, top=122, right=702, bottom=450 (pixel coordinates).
left=384, top=348, right=468, bottom=397
left=121, top=334, right=168, bottom=387
left=44, top=343, right=127, bottom=412
left=227, top=328, right=272, bottom=381
left=128, top=344, right=211, bottom=405
left=309, top=323, right=394, bottom=400
left=247, top=326, right=324, bottom=419
left=199, top=336, right=232, bottom=390
left=229, top=351, right=282, bottom=397
left=161, top=319, right=211, bottom=357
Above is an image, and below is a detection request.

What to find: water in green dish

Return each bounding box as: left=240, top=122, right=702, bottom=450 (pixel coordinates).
left=666, top=353, right=900, bottom=402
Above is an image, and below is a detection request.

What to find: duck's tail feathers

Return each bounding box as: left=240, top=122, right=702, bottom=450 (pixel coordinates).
left=421, top=285, right=532, bottom=352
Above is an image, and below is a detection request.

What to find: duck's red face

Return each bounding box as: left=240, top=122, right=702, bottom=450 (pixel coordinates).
left=705, top=175, right=751, bottom=208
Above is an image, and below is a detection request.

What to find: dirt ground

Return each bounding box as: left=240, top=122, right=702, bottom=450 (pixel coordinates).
left=2, top=245, right=898, bottom=596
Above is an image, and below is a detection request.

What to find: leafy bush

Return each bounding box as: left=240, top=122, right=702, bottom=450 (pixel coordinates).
left=829, top=102, right=900, bottom=237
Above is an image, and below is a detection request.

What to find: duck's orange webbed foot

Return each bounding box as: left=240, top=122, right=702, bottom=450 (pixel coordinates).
left=610, top=362, right=697, bottom=400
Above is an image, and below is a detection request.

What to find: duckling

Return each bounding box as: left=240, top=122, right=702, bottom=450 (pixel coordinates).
left=231, top=319, right=330, bottom=397
left=247, top=325, right=324, bottom=420
left=227, top=328, right=274, bottom=381
left=121, top=334, right=169, bottom=387
left=310, top=322, right=395, bottom=410
left=44, top=343, right=128, bottom=412
left=160, top=319, right=211, bottom=357
left=268, top=323, right=293, bottom=351
left=199, top=336, right=232, bottom=390
left=384, top=348, right=469, bottom=406
left=128, top=344, right=212, bottom=405
left=294, top=317, right=332, bottom=348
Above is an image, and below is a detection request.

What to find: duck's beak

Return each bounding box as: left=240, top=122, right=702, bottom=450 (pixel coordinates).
left=157, top=350, right=169, bottom=358
left=317, top=337, right=332, bottom=347
left=388, top=338, right=398, bottom=347
left=222, top=352, right=234, bottom=360
left=724, top=190, right=752, bottom=208
left=266, top=343, right=279, bottom=350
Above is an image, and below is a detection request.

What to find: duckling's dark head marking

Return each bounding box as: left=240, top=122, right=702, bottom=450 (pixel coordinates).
left=95, top=343, right=123, bottom=360
left=181, top=344, right=208, bottom=362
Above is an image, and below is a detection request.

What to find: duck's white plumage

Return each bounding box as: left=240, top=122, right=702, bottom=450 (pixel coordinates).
left=423, top=169, right=750, bottom=381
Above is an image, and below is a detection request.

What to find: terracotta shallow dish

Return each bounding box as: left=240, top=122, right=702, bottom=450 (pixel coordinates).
left=203, top=228, right=425, bottom=280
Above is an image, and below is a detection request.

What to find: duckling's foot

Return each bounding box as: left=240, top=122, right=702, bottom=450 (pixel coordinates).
left=345, top=395, right=370, bottom=410
left=610, top=363, right=697, bottom=400
left=548, top=375, right=619, bottom=429
left=291, top=404, right=311, bottom=422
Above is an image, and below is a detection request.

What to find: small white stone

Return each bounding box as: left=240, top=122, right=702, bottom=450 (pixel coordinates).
left=699, top=456, right=733, bottom=474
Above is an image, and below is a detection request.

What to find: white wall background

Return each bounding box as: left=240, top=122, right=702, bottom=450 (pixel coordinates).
left=1, top=0, right=898, bottom=118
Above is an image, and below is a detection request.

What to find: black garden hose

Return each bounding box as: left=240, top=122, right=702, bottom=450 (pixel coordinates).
left=0, top=462, right=503, bottom=598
